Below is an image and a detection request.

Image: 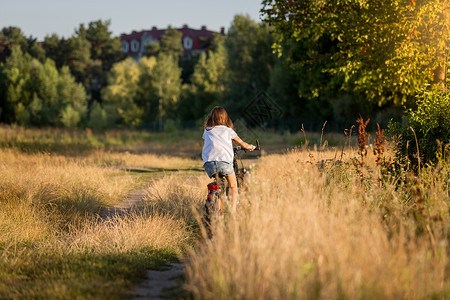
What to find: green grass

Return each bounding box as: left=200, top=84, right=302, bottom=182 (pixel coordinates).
left=0, top=126, right=201, bottom=155
left=0, top=246, right=178, bottom=299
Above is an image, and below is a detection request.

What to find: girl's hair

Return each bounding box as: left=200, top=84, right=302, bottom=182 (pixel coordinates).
left=204, top=106, right=234, bottom=130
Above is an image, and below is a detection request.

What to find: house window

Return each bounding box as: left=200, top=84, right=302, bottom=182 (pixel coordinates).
left=121, top=41, right=129, bottom=53
left=131, top=39, right=140, bottom=52
left=183, top=37, right=193, bottom=50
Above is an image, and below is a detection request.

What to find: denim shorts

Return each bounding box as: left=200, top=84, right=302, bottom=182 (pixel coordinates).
left=203, top=161, right=234, bottom=178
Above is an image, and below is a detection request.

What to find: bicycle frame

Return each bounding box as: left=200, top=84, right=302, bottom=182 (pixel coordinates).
left=203, top=140, right=260, bottom=237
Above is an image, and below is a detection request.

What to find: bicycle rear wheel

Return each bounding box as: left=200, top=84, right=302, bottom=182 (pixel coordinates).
left=203, top=177, right=225, bottom=238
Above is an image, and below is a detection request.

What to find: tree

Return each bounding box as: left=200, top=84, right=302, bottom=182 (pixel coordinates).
left=0, top=46, right=87, bottom=126
left=66, top=25, right=99, bottom=92
left=27, top=37, right=46, bottom=62
left=101, top=57, right=142, bottom=125
left=23, top=58, right=87, bottom=126
left=0, top=27, right=45, bottom=63
left=0, top=45, right=32, bottom=123
left=144, top=26, right=183, bottom=59
left=224, top=15, right=276, bottom=111
left=178, top=34, right=228, bottom=121
left=0, top=27, right=28, bottom=51
left=57, top=66, right=88, bottom=127
left=262, top=0, right=450, bottom=105
left=0, top=27, right=28, bottom=63
left=142, top=53, right=182, bottom=127
left=140, top=28, right=183, bottom=126
left=27, top=58, right=60, bottom=125
left=43, top=34, right=69, bottom=68
left=267, top=54, right=303, bottom=119
left=135, top=56, right=157, bottom=120
left=85, top=19, right=124, bottom=101
left=87, top=101, right=111, bottom=130
left=86, top=20, right=123, bottom=66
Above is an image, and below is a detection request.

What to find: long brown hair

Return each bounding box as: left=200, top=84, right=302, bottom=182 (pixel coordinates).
left=204, top=106, right=234, bottom=130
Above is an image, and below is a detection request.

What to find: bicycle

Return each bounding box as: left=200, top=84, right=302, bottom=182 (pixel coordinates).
left=203, top=140, right=260, bottom=237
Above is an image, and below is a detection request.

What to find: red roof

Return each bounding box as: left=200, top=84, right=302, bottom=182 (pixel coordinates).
left=120, top=25, right=225, bottom=55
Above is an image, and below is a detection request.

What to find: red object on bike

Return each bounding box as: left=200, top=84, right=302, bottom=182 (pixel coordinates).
left=208, top=184, right=218, bottom=190
left=207, top=194, right=212, bottom=198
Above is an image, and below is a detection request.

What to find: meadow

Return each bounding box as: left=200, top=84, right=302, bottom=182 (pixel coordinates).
left=0, top=125, right=448, bottom=299
left=0, top=126, right=202, bottom=298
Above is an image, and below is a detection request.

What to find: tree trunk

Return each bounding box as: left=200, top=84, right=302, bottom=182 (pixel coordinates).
left=433, top=0, right=448, bottom=91
left=433, top=64, right=446, bottom=91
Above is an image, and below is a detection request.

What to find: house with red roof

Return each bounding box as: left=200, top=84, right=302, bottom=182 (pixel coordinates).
left=120, top=25, right=225, bottom=60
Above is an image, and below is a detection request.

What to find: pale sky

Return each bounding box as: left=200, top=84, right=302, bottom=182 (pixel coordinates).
left=0, top=0, right=263, bottom=40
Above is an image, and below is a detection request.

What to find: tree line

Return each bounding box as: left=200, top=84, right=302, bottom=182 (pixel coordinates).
left=0, top=4, right=448, bottom=133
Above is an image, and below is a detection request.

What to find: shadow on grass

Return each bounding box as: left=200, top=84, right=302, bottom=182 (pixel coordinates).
left=0, top=141, right=95, bottom=155
left=0, top=246, right=179, bottom=299
left=124, top=167, right=204, bottom=174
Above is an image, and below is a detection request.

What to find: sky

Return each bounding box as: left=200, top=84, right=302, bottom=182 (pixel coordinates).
left=0, top=0, right=263, bottom=41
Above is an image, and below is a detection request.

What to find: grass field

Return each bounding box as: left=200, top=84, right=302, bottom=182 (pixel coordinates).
left=0, top=125, right=448, bottom=299
left=0, top=126, right=202, bottom=299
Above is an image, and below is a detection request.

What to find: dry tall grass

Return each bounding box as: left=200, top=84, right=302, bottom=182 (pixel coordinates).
left=185, top=147, right=449, bottom=299
left=0, top=148, right=131, bottom=238
left=140, top=174, right=210, bottom=225
left=0, top=148, right=194, bottom=298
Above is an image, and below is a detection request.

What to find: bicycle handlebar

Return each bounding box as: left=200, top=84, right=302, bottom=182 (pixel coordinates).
left=234, top=139, right=260, bottom=153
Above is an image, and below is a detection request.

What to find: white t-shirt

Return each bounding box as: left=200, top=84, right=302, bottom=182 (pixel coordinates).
left=202, top=125, right=238, bottom=164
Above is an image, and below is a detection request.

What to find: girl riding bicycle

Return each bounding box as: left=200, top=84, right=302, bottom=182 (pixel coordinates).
left=202, top=106, right=256, bottom=213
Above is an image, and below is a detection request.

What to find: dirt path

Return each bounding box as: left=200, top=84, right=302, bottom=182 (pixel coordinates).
left=99, top=189, right=145, bottom=219
left=130, top=263, right=186, bottom=300
left=99, top=183, right=187, bottom=300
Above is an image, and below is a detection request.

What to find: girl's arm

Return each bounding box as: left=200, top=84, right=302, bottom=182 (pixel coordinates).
left=233, top=136, right=256, bottom=151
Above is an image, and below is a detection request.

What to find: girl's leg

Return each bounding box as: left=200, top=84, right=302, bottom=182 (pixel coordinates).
left=226, top=173, right=238, bottom=213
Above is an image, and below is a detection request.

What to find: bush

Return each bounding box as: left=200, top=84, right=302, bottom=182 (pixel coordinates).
left=388, top=86, right=450, bottom=169
left=60, top=105, right=81, bottom=128
left=88, top=102, right=115, bottom=130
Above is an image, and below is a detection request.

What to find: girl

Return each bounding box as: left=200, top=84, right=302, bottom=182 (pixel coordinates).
left=202, top=106, right=255, bottom=213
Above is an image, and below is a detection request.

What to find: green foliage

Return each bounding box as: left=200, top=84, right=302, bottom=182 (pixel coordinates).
left=164, top=118, right=179, bottom=133
left=135, top=56, right=157, bottom=118
left=262, top=0, right=449, bottom=105
left=388, top=86, right=450, bottom=169
left=0, top=46, right=87, bottom=127
left=86, top=20, right=123, bottom=66
left=60, top=105, right=81, bottom=128
left=0, top=45, right=33, bottom=123
left=102, top=57, right=143, bottom=126
left=267, top=53, right=303, bottom=119
left=57, top=66, right=88, bottom=119
left=0, top=26, right=28, bottom=51
left=87, top=102, right=112, bottom=130
left=224, top=15, right=276, bottom=110
left=144, top=26, right=183, bottom=58
left=178, top=34, right=227, bottom=121
left=43, top=34, right=71, bottom=69
left=66, top=26, right=98, bottom=89
left=149, top=53, right=182, bottom=120
left=85, top=19, right=124, bottom=98
left=4, top=13, right=420, bottom=129
left=103, top=52, right=182, bottom=126
left=27, top=37, right=46, bottom=62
